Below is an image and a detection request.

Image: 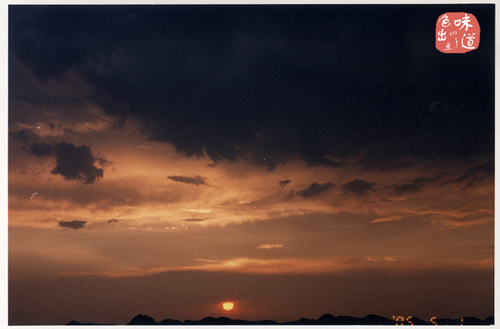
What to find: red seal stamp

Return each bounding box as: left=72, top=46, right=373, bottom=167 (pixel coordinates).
left=436, top=12, right=480, bottom=53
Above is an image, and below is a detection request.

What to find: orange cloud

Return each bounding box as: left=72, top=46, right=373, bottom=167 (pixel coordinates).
left=52, top=257, right=353, bottom=278
left=370, top=215, right=403, bottom=223
left=169, top=257, right=354, bottom=275
left=257, top=243, right=284, bottom=249
left=384, top=257, right=398, bottom=262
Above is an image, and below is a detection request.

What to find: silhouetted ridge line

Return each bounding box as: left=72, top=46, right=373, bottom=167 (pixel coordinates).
left=128, top=314, right=157, bottom=325
left=158, top=319, right=183, bottom=325
left=67, top=313, right=495, bottom=325
left=406, top=317, right=429, bottom=325
left=363, top=314, right=395, bottom=325
left=67, top=320, right=115, bottom=325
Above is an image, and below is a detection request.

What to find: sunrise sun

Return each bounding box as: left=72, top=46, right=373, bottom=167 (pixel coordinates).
left=222, top=302, right=234, bottom=311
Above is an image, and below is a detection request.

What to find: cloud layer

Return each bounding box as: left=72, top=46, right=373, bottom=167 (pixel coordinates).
left=9, top=5, right=495, bottom=168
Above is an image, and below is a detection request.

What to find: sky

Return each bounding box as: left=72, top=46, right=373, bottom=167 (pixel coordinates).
left=7, top=3, right=495, bottom=325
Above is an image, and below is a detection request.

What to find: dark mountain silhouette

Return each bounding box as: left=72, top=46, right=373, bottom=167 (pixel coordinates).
left=127, top=314, right=157, bottom=325
left=433, top=316, right=494, bottom=326
left=183, top=316, right=252, bottom=325
left=158, top=318, right=183, bottom=325
left=67, top=320, right=105, bottom=325
left=407, top=317, right=430, bottom=325
left=283, top=317, right=317, bottom=325
left=461, top=317, right=491, bottom=325
left=252, top=319, right=280, bottom=325
left=433, top=318, right=463, bottom=325
left=316, top=313, right=335, bottom=323
left=362, top=314, right=395, bottom=325
left=67, top=313, right=494, bottom=325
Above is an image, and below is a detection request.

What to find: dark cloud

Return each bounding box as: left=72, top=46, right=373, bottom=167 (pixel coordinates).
left=445, top=161, right=494, bottom=186
left=392, top=184, right=422, bottom=195
left=259, top=157, right=280, bottom=171
left=296, top=182, right=334, bottom=199
left=59, top=220, right=87, bottom=230
left=30, top=143, right=53, bottom=157
left=51, top=142, right=104, bottom=184
left=167, top=175, right=208, bottom=186
left=380, top=198, right=393, bottom=202
left=95, top=156, right=110, bottom=167
left=322, top=160, right=345, bottom=168
left=182, top=218, right=208, bottom=222
left=27, top=141, right=105, bottom=184
left=359, top=158, right=435, bottom=171
left=279, top=180, right=290, bottom=188
left=108, top=219, right=118, bottom=223
left=304, top=157, right=345, bottom=169
left=342, top=179, right=376, bottom=195
left=411, top=173, right=445, bottom=184
left=10, top=129, right=38, bottom=144
left=9, top=5, right=494, bottom=167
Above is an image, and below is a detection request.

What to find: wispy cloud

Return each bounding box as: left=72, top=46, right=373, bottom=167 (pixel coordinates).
left=411, top=173, right=445, bottom=184
left=366, top=256, right=398, bottom=262
left=52, top=253, right=493, bottom=279
left=444, top=161, right=494, bottom=186
left=168, top=175, right=208, bottom=186
left=257, top=243, right=284, bottom=249
left=392, top=184, right=421, bottom=195
left=279, top=180, right=290, bottom=187
left=371, top=215, right=403, bottom=224
left=56, top=257, right=352, bottom=277
left=342, top=179, right=376, bottom=195
left=182, top=218, right=208, bottom=222
left=428, top=217, right=492, bottom=229
left=181, top=257, right=351, bottom=274
left=384, top=257, right=398, bottom=261
left=296, top=182, right=334, bottom=198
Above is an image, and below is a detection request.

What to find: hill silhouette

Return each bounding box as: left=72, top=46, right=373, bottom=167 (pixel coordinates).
left=127, top=314, right=157, bottom=325
left=67, top=313, right=494, bottom=325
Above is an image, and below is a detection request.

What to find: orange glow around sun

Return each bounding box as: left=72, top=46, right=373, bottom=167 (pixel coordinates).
left=222, top=302, right=234, bottom=311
